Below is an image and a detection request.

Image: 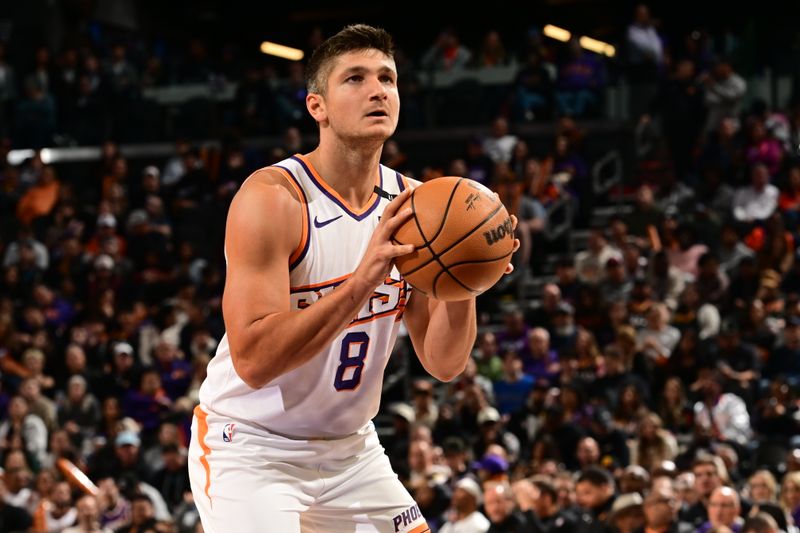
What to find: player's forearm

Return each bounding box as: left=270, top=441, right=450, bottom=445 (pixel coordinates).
left=231, top=278, right=374, bottom=388
left=422, top=299, right=477, bottom=382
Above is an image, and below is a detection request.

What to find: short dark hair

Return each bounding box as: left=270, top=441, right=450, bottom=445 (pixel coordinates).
left=306, top=24, right=395, bottom=94
left=531, top=476, right=558, bottom=502
left=577, top=466, right=614, bottom=487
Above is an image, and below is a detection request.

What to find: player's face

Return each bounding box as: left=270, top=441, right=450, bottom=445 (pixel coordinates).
left=317, top=49, right=399, bottom=144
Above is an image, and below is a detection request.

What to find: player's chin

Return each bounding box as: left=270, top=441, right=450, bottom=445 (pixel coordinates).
left=353, top=129, right=394, bottom=145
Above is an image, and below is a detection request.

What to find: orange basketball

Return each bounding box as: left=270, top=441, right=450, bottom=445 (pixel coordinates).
left=392, top=176, right=514, bottom=301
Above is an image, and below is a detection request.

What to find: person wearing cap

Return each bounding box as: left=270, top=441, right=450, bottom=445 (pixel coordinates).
left=474, top=407, right=520, bottom=464
left=411, top=379, right=438, bottom=431
left=484, top=481, right=530, bottom=532
left=551, top=301, right=578, bottom=354
left=440, top=477, right=490, bottom=533
left=86, top=212, right=125, bottom=257
left=599, top=256, right=633, bottom=306
left=471, top=454, right=509, bottom=484
left=609, top=493, right=644, bottom=533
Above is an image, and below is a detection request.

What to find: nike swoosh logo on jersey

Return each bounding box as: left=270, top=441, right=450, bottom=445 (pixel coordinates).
left=313, top=215, right=343, bottom=228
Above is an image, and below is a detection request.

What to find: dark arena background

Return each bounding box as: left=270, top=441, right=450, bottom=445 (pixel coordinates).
left=1, top=0, right=800, bottom=531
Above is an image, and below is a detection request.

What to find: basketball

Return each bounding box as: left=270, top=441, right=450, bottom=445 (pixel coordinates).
left=392, top=176, right=514, bottom=301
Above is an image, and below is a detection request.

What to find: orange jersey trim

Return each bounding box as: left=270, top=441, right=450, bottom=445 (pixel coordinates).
left=271, top=165, right=310, bottom=269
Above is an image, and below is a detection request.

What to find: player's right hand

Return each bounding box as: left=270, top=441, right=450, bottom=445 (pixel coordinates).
left=351, top=187, right=415, bottom=291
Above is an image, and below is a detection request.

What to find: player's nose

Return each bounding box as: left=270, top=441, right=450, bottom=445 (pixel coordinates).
left=368, top=77, right=388, bottom=100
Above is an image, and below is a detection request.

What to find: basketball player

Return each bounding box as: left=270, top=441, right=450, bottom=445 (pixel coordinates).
left=188, top=24, right=518, bottom=533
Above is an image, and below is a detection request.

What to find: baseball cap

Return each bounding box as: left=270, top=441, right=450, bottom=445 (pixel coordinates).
left=471, top=454, right=508, bottom=475
left=477, top=406, right=501, bottom=425
left=115, top=430, right=141, bottom=447
left=113, top=342, right=134, bottom=356
left=610, top=493, right=644, bottom=519
left=454, top=477, right=483, bottom=505
left=388, top=403, right=415, bottom=424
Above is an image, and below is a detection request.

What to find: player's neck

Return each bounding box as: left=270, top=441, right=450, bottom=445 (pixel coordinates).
left=306, top=144, right=382, bottom=209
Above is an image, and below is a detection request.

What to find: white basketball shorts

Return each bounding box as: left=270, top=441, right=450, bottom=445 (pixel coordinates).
left=188, top=406, right=430, bottom=533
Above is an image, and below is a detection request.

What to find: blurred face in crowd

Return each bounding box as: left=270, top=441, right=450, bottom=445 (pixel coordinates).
left=408, top=440, right=432, bottom=473
left=131, top=498, right=155, bottom=526
left=708, top=487, right=740, bottom=527
left=35, top=469, right=56, bottom=498
left=693, top=462, right=721, bottom=499
left=50, top=482, right=73, bottom=517
left=576, top=438, right=600, bottom=467
left=747, top=471, right=775, bottom=503
left=784, top=324, right=800, bottom=349
left=484, top=483, right=514, bottom=524
left=556, top=476, right=576, bottom=508
left=452, top=486, right=478, bottom=514
left=643, top=486, right=678, bottom=528
left=76, top=495, right=100, bottom=525
left=751, top=164, right=770, bottom=190
left=781, top=476, right=800, bottom=509
left=576, top=480, right=610, bottom=510
left=675, top=473, right=698, bottom=506
left=479, top=332, right=498, bottom=358
left=528, top=328, right=550, bottom=358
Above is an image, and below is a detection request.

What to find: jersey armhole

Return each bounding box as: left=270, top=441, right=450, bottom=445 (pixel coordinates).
left=271, top=165, right=310, bottom=270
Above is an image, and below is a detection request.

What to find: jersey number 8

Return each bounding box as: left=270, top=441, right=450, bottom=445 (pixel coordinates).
left=334, top=331, right=369, bottom=390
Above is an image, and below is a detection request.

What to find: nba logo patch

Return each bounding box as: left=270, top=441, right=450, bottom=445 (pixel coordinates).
left=222, top=423, right=236, bottom=443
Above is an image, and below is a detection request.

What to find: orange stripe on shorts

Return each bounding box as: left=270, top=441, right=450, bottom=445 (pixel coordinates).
left=194, top=405, right=213, bottom=507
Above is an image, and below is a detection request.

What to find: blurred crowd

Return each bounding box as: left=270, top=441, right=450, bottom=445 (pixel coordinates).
left=1, top=3, right=800, bottom=533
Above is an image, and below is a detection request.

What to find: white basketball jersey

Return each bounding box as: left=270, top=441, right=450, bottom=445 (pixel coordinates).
left=199, top=154, right=411, bottom=438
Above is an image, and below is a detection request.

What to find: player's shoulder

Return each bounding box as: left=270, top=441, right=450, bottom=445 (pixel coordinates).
left=234, top=166, right=303, bottom=208
left=227, top=166, right=305, bottom=232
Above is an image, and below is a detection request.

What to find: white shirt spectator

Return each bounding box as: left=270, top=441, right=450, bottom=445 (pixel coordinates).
left=483, top=117, right=518, bottom=164
left=732, top=183, right=779, bottom=222
left=637, top=325, right=680, bottom=360
left=626, top=22, right=663, bottom=66
left=0, top=413, right=49, bottom=467
left=693, top=393, right=752, bottom=445
left=575, top=245, right=623, bottom=285
left=440, top=511, right=491, bottom=533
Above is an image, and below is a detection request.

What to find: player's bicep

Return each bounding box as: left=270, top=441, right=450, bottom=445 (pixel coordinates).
left=222, top=174, right=301, bottom=347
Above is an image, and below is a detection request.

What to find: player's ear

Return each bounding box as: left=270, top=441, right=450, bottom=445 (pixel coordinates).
left=307, top=93, right=327, bottom=124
